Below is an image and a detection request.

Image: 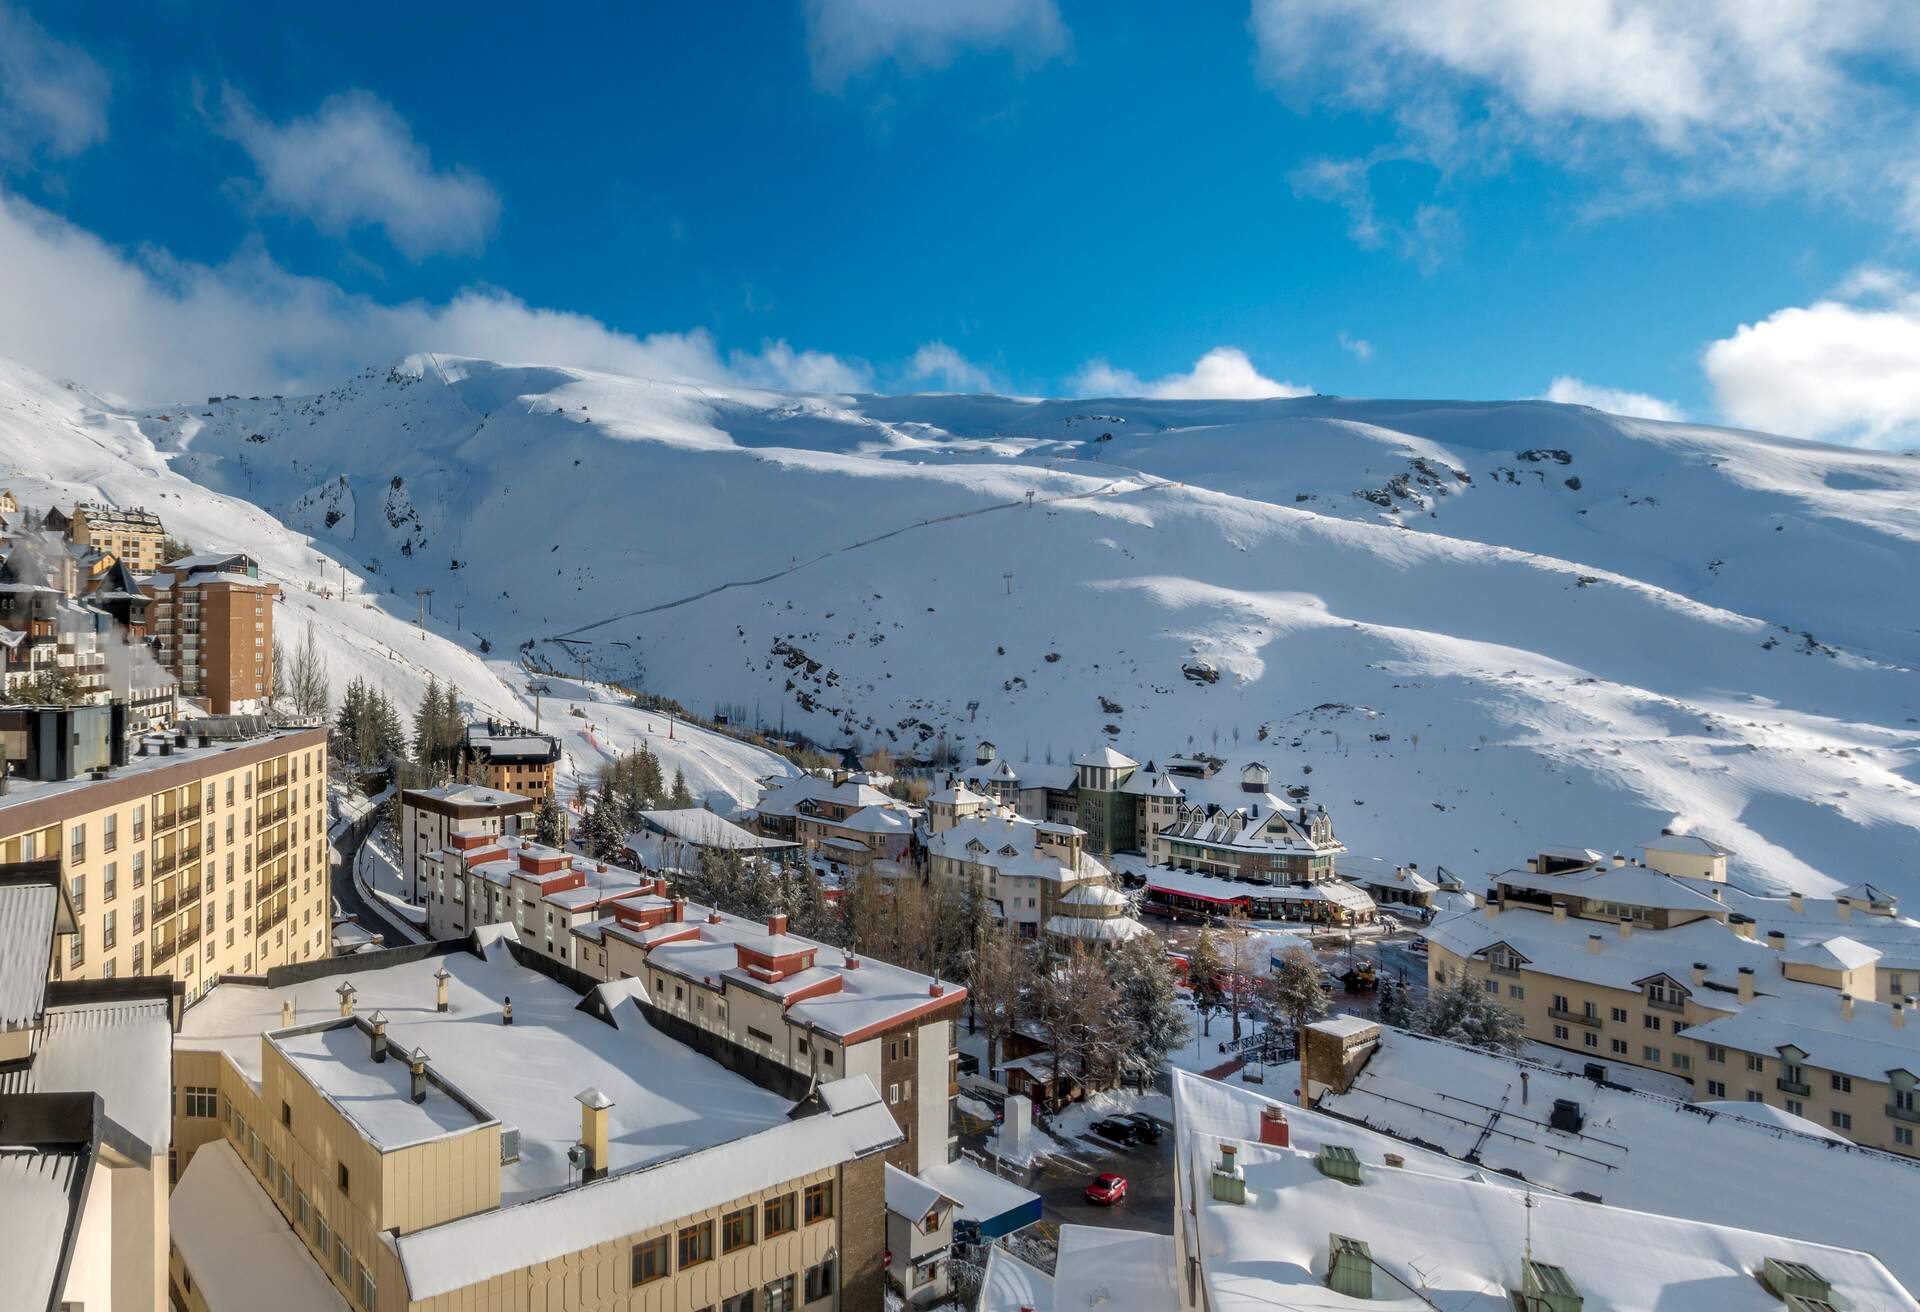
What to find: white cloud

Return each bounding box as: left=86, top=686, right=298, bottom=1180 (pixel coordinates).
left=1338, top=330, right=1374, bottom=362
left=0, top=188, right=870, bottom=405
left=905, top=341, right=995, bottom=392
left=0, top=3, right=109, bottom=161
left=1255, top=1, right=1920, bottom=240
left=1703, top=280, right=1920, bottom=449
left=1544, top=376, right=1683, bottom=423
left=803, top=0, right=1067, bottom=88
left=1071, top=347, right=1310, bottom=401
left=216, top=88, right=500, bottom=259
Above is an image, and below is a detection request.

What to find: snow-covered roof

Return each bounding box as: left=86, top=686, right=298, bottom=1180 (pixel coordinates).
left=1781, top=935, right=1881, bottom=972
left=634, top=808, right=797, bottom=851
left=1691, top=1100, right=1852, bottom=1143
left=1056, top=881, right=1129, bottom=908
left=1072, top=744, right=1138, bottom=769
left=406, top=782, right=532, bottom=808
left=1054, top=1226, right=1177, bottom=1312
left=840, top=804, right=912, bottom=834
left=1158, top=803, right=1340, bottom=858
left=1641, top=833, right=1733, bottom=858
left=1424, top=904, right=1769, bottom=997
left=0, top=997, right=174, bottom=1150
left=171, top=1140, right=349, bottom=1312
left=0, top=1142, right=88, bottom=1310
left=1117, top=768, right=1183, bottom=798
left=1838, top=881, right=1899, bottom=906
left=1494, top=862, right=1729, bottom=914
left=920, top=1156, right=1041, bottom=1230
left=929, top=815, right=1109, bottom=885
left=980, top=1246, right=1055, bottom=1312
left=0, top=877, right=59, bottom=1029
left=884, top=1163, right=955, bottom=1222
left=1146, top=865, right=1373, bottom=913
left=1044, top=913, right=1150, bottom=943
left=1684, top=988, right=1920, bottom=1081
left=928, top=782, right=994, bottom=807
left=957, top=758, right=1076, bottom=793
left=1336, top=856, right=1439, bottom=894
left=1310, top=1026, right=1920, bottom=1290
left=1185, top=1123, right=1916, bottom=1311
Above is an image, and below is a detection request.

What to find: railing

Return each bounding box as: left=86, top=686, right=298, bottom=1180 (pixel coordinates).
left=177, top=924, right=202, bottom=951
left=1647, top=995, right=1685, bottom=1013
left=177, top=842, right=201, bottom=865
left=153, top=851, right=178, bottom=877
left=257, top=838, right=289, bottom=862
left=151, top=937, right=177, bottom=966
left=1887, top=1102, right=1920, bottom=1125
left=178, top=880, right=202, bottom=904
left=1778, top=1077, right=1811, bottom=1096
left=257, top=905, right=287, bottom=933
left=259, top=870, right=289, bottom=898
left=152, top=809, right=178, bottom=834
left=179, top=801, right=202, bottom=824
left=150, top=891, right=178, bottom=919
left=1549, top=1006, right=1602, bottom=1029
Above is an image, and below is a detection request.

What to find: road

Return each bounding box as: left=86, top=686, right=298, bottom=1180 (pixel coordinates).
left=955, top=1107, right=1176, bottom=1237
left=329, top=805, right=417, bottom=948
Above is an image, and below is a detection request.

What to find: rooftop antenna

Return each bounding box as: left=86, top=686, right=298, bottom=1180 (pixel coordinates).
left=1523, top=1184, right=1536, bottom=1266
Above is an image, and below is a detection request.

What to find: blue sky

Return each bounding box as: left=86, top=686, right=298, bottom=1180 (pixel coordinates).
left=3, top=2, right=1920, bottom=446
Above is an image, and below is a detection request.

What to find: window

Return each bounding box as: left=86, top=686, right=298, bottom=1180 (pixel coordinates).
left=677, top=1220, right=714, bottom=1269
left=1672, top=1052, right=1691, bottom=1071
left=1897, top=1088, right=1917, bottom=1115
left=804, top=1180, right=834, bottom=1223
left=359, top=1268, right=376, bottom=1309
left=630, top=1235, right=670, bottom=1285
left=337, top=1162, right=350, bottom=1196
left=336, top=1243, right=353, bottom=1284
left=1642, top=1045, right=1661, bottom=1062
left=765, top=1192, right=797, bottom=1237
left=316, top=1217, right=332, bottom=1262
left=1746, top=1054, right=1765, bottom=1073
left=1551, top=993, right=1569, bottom=1013
left=1897, top=1126, right=1914, bottom=1148
left=1483, top=979, right=1498, bottom=995
left=69, top=873, right=85, bottom=916
left=1786, top=1099, right=1805, bottom=1116
left=282, top=1101, right=292, bottom=1128
left=1706, top=1045, right=1727, bottom=1064
left=748, top=1026, right=774, bottom=1044
left=724, top=1292, right=755, bottom=1312
left=890, top=1082, right=901, bottom=1103
left=1582, top=1000, right=1598, bottom=1020
left=103, top=814, right=118, bottom=853
left=182, top=1086, right=218, bottom=1118
left=1509, top=984, right=1525, bottom=1000
left=1831, top=1073, right=1853, bottom=1094
left=765, top=1273, right=796, bottom=1312
left=1610, top=1038, right=1628, bottom=1055
left=1832, top=1110, right=1854, bottom=1132
left=103, top=862, right=117, bottom=902
left=1552, top=1024, right=1569, bottom=1041
left=723, top=1206, right=756, bottom=1253
left=297, top=1190, right=311, bottom=1231
left=1642, top=1014, right=1661, bottom=1031
left=1610, top=1007, right=1628, bottom=1023
left=1746, top=1090, right=1764, bottom=1103
left=1582, top=1031, right=1598, bottom=1048
left=69, top=824, right=86, bottom=865
left=102, top=909, right=116, bottom=950
left=805, top=1257, right=837, bottom=1303
left=1706, top=1080, right=1727, bottom=1097
left=132, top=852, right=144, bottom=887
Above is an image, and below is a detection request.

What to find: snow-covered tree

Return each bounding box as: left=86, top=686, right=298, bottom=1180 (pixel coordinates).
left=1188, top=926, right=1227, bottom=1036
left=1264, top=945, right=1331, bottom=1044
left=534, top=792, right=563, bottom=846
left=1376, top=972, right=1417, bottom=1029
left=1417, top=975, right=1528, bottom=1055
left=1109, top=933, right=1188, bottom=1074
left=668, top=768, right=694, bottom=809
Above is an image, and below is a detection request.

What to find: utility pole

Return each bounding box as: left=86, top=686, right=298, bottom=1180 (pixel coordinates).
left=529, top=680, right=550, bottom=732
left=454, top=603, right=464, bottom=632
left=1003, top=571, right=1014, bottom=595
left=415, top=588, right=433, bottom=640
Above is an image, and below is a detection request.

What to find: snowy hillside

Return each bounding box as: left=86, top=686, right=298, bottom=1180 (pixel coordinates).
left=0, top=360, right=794, bottom=810
left=10, top=352, right=1920, bottom=899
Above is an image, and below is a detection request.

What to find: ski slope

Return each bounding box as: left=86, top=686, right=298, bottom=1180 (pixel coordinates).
left=0, top=360, right=794, bottom=810
left=7, top=352, right=1919, bottom=897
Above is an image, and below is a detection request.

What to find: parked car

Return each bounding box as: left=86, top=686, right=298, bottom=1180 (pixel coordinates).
left=1085, top=1173, right=1129, bottom=1205
left=1091, top=1117, right=1141, bottom=1145
left=1120, top=1113, right=1163, bottom=1143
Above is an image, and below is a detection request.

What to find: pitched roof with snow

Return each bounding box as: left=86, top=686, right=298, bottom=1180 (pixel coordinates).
left=1072, top=744, right=1138, bottom=769
left=0, top=875, right=61, bottom=1030
left=1782, top=935, right=1882, bottom=972
left=928, top=814, right=1108, bottom=884
left=171, top=1140, right=349, bottom=1312
left=632, top=807, right=797, bottom=850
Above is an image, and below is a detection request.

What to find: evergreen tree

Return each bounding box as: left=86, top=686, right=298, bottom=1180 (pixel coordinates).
left=534, top=792, right=563, bottom=846
left=335, top=678, right=369, bottom=759
left=1376, top=973, right=1417, bottom=1029
left=579, top=780, right=626, bottom=861
left=1109, top=933, right=1189, bottom=1075
left=1264, top=946, right=1331, bottom=1046
left=1416, top=975, right=1528, bottom=1054
left=668, top=768, right=694, bottom=809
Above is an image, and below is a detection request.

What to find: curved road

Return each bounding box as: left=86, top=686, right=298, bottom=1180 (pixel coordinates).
left=329, top=805, right=418, bottom=948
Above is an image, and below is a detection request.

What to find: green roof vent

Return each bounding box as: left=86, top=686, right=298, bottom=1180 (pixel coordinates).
left=1764, top=1259, right=1833, bottom=1304
left=1327, top=1234, right=1372, bottom=1300
left=1520, top=1260, right=1582, bottom=1312
left=1315, top=1143, right=1363, bottom=1186
left=1209, top=1143, right=1246, bottom=1205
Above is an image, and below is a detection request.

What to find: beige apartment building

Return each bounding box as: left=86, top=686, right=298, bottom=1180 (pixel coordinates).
left=399, top=782, right=536, bottom=901
left=168, top=941, right=896, bottom=1312
left=0, top=711, right=331, bottom=1005
left=1427, top=841, right=1920, bottom=1158
left=145, top=552, right=277, bottom=715
left=417, top=830, right=966, bottom=1174
left=68, top=502, right=168, bottom=575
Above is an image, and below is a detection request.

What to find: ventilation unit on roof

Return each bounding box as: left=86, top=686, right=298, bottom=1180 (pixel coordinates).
left=1782, top=1300, right=1843, bottom=1312
left=1314, top=1144, right=1363, bottom=1186
left=499, top=1124, right=521, bottom=1163
left=1327, top=1235, right=1372, bottom=1300
left=1549, top=1098, right=1584, bottom=1134
left=1519, top=1259, right=1582, bottom=1312
left=1763, top=1259, right=1833, bottom=1305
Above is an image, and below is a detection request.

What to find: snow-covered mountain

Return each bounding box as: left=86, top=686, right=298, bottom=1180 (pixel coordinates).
left=0, top=359, right=794, bottom=810
left=8, top=352, right=1919, bottom=898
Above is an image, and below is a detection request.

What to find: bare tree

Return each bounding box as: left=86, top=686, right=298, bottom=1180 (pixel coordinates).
left=1033, top=944, right=1125, bottom=1098
left=969, top=920, right=1029, bottom=1077
left=287, top=627, right=331, bottom=722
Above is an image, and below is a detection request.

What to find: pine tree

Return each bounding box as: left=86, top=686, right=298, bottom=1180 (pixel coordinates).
left=1109, top=933, right=1189, bottom=1076
left=534, top=792, right=563, bottom=846
left=668, top=768, right=694, bottom=809
left=1417, top=975, right=1528, bottom=1054
left=335, top=678, right=369, bottom=760
left=1264, top=945, right=1331, bottom=1047
left=1376, top=973, right=1417, bottom=1029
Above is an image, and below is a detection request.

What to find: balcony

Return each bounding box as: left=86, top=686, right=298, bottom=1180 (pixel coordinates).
left=1777, top=1077, right=1812, bottom=1097
left=152, top=809, right=179, bottom=834
left=150, top=891, right=178, bottom=919
left=1888, top=1102, right=1920, bottom=1125
left=178, top=880, right=202, bottom=905
left=177, top=842, right=202, bottom=865
left=257, top=905, right=287, bottom=933
left=258, top=838, right=289, bottom=863
left=152, top=851, right=178, bottom=877
left=1646, top=995, right=1686, bottom=1014
left=258, top=869, right=289, bottom=898
left=178, top=800, right=202, bottom=824
left=151, top=937, right=177, bottom=966
left=1549, top=1006, right=1602, bottom=1029
left=177, top=924, right=202, bottom=951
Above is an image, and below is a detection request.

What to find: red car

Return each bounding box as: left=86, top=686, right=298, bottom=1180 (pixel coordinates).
left=1085, top=1173, right=1129, bottom=1206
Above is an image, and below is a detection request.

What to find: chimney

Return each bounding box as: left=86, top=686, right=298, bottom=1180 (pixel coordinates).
left=1766, top=930, right=1786, bottom=952
left=502, top=995, right=514, bottom=1026
left=1485, top=894, right=1502, bottom=920
left=336, top=980, right=356, bottom=1017
left=279, top=999, right=295, bottom=1028
left=1587, top=933, right=1603, bottom=955
left=1691, top=961, right=1708, bottom=987
left=1895, top=997, right=1913, bottom=1030
left=1521, top=1070, right=1530, bottom=1104
left=1738, top=966, right=1755, bottom=1003
left=1210, top=1143, right=1246, bottom=1204
left=408, top=1047, right=429, bottom=1103
left=930, top=981, right=946, bottom=997
left=1841, top=993, right=1854, bottom=1021
left=767, top=913, right=789, bottom=937
left=670, top=898, right=686, bottom=923
left=1382, top=1152, right=1405, bottom=1168
left=435, top=964, right=452, bottom=1013
left=1731, top=915, right=1755, bottom=941
left=1617, top=915, right=1633, bottom=939
left=1789, top=891, right=1804, bottom=914
left=370, top=1011, right=389, bottom=1063
left=1612, top=852, right=1626, bottom=868
left=1259, top=1105, right=1290, bottom=1147
left=1836, top=899, right=1852, bottom=923
left=1551, top=900, right=1567, bottom=922
left=576, top=1087, right=613, bottom=1183
left=708, top=911, right=723, bottom=924
left=844, top=953, right=860, bottom=970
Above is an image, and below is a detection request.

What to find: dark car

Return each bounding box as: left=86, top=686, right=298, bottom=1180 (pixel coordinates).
left=1120, top=1113, right=1162, bottom=1143
left=1085, top=1173, right=1129, bottom=1205
left=1090, top=1117, right=1141, bottom=1145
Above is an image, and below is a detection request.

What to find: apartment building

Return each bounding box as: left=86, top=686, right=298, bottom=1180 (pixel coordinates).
left=753, top=772, right=916, bottom=876
left=1425, top=840, right=1920, bottom=1158
left=1170, top=1063, right=1917, bottom=1312
left=0, top=865, right=178, bottom=1312
left=0, top=709, right=331, bottom=1004
left=924, top=795, right=1147, bottom=945
left=67, top=503, right=167, bottom=576
left=398, top=783, right=535, bottom=901
left=144, top=553, right=277, bottom=715
left=458, top=720, right=562, bottom=802
left=168, top=940, right=897, bottom=1312
left=416, top=830, right=965, bottom=1174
